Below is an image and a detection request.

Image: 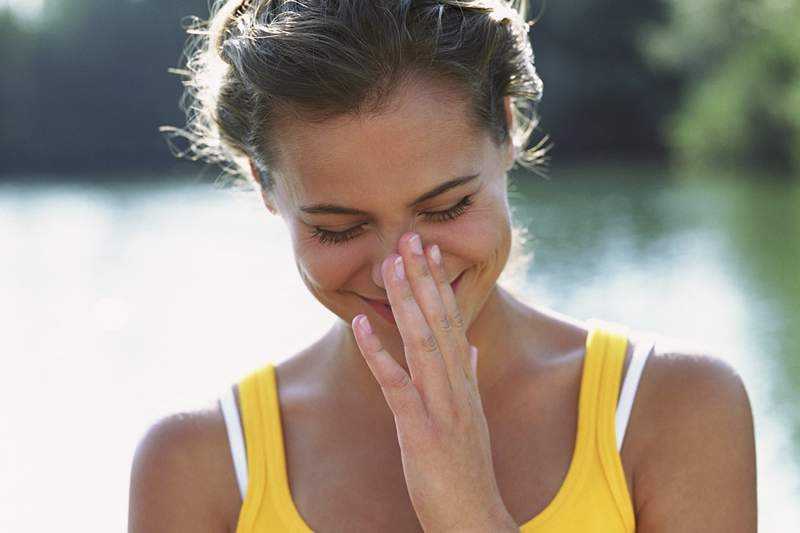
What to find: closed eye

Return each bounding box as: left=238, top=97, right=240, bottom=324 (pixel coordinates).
left=309, top=195, right=475, bottom=246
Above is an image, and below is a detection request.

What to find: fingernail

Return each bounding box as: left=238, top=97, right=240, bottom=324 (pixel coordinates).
left=430, top=244, right=441, bottom=265
left=394, top=256, right=405, bottom=280
left=409, top=234, right=423, bottom=255
left=359, top=315, right=372, bottom=334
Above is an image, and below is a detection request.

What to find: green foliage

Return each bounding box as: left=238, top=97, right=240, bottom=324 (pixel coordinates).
left=642, top=0, right=800, bottom=173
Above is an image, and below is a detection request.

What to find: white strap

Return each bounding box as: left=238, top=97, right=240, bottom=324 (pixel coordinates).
left=615, top=338, right=655, bottom=452
left=219, top=386, right=248, bottom=499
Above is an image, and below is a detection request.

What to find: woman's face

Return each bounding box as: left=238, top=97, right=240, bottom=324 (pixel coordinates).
left=261, top=78, right=515, bottom=339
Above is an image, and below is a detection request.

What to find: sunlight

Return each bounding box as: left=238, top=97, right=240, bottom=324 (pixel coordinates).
left=0, top=0, right=44, bottom=20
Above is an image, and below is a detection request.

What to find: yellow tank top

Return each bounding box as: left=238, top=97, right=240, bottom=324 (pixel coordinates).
left=235, top=321, right=636, bottom=532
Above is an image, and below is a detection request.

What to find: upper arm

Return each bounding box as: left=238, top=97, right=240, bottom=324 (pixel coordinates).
left=128, top=407, right=240, bottom=533
left=631, top=349, right=757, bottom=533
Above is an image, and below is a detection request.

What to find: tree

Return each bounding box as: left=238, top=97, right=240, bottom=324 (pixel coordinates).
left=643, top=0, right=800, bottom=174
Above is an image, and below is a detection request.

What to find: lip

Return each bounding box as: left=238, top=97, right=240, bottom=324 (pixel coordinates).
left=362, top=270, right=465, bottom=326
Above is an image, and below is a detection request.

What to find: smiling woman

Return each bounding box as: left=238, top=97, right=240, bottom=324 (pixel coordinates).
left=131, top=1, right=757, bottom=532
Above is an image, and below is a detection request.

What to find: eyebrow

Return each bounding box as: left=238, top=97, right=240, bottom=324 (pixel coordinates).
left=299, top=174, right=480, bottom=216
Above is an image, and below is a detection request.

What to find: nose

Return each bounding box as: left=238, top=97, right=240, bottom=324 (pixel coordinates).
left=370, top=226, right=414, bottom=290
left=371, top=260, right=386, bottom=290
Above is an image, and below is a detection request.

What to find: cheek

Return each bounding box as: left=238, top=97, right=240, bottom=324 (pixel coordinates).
left=288, top=225, right=363, bottom=291
left=425, top=199, right=511, bottom=268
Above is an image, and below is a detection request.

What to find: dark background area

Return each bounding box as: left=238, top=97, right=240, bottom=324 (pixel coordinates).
left=1, top=0, right=798, bottom=181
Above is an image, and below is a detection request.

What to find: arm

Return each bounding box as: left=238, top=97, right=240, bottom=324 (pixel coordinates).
left=128, top=407, right=240, bottom=533
left=630, top=350, right=757, bottom=532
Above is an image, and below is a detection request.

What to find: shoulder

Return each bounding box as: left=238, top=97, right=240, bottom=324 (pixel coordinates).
left=128, top=401, right=241, bottom=533
left=637, top=337, right=752, bottom=424
left=625, top=335, right=757, bottom=532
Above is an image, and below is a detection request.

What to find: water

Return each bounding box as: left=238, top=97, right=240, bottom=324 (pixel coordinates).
left=1, top=166, right=798, bottom=531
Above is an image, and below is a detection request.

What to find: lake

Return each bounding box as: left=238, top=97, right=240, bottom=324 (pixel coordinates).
left=1, top=164, right=797, bottom=531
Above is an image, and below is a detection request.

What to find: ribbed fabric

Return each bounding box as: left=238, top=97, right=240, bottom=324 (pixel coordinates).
left=235, top=320, right=636, bottom=532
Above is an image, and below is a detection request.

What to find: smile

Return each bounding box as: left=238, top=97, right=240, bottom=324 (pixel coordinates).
left=361, top=270, right=465, bottom=325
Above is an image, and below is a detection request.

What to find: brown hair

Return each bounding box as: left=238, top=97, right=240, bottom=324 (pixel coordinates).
left=163, top=0, right=546, bottom=190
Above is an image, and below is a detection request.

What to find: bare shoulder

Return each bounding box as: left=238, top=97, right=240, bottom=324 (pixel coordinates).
left=128, top=401, right=241, bottom=533
left=625, top=335, right=757, bottom=532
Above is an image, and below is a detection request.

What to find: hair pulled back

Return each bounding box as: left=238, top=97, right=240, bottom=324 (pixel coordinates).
left=164, top=0, right=546, bottom=190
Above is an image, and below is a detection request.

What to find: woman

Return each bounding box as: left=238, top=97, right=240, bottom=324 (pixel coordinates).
left=129, top=1, right=757, bottom=531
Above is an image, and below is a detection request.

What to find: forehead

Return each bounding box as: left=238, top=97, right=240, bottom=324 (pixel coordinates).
left=271, top=77, right=493, bottom=205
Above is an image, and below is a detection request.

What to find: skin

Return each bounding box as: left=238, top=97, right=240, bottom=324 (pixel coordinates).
left=350, top=235, right=517, bottom=532
left=128, top=76, right=757, bottom=532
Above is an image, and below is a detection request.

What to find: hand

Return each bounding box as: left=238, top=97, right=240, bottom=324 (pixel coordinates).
left=351, top=232, right=518, bottom=533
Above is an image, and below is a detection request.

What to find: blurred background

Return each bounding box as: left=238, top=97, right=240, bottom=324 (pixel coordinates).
left=1, top=0, right=798, bottom=531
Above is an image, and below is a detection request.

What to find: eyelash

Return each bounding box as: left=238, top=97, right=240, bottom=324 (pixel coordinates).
left=309, top=195, right=475, bottom=246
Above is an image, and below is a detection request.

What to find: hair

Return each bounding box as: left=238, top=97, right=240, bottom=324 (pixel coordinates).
left=162, top=0, right=547, bottom=191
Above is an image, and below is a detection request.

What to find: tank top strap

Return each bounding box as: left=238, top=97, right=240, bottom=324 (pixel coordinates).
left=236, top=363, right=273, bottom=529
left=235, top=324, right=635, bottom=532
left=238, top=363, right=314, bottom=532
left=575, top=322, right=614, bottom=462
left=586, top=318, right=636, bottom=531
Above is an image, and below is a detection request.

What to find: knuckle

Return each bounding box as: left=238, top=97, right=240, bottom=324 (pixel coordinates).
left=451, top=310, right=465, bottom=330
left=419, top=333, right=439, bottom=353
left=438, top=315, right=452, bottom=332
left=413, top=257, right=432, bottom=278
left=401, top=289, right=416, bottom=303
left=418, top=264, right=432, bottom=278
left=384, top=369, right=413, bottom=391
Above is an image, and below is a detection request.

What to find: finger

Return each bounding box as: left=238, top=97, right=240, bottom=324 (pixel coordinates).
left=425, top=242, right=470, bottom=372
left=351, top=314, right=425, bottom=422
left=470, top=345, right=478, bottom=384
left=398, top=233, right=468, bottom=399
left=464, top=345, right=486, bottom=417
left=382, top=253, right=453, bottom=416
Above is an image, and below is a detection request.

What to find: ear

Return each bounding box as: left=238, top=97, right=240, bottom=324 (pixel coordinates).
left=502, top=96, right=515, bottom=171
left=249, top=159, right=279, bottom=215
